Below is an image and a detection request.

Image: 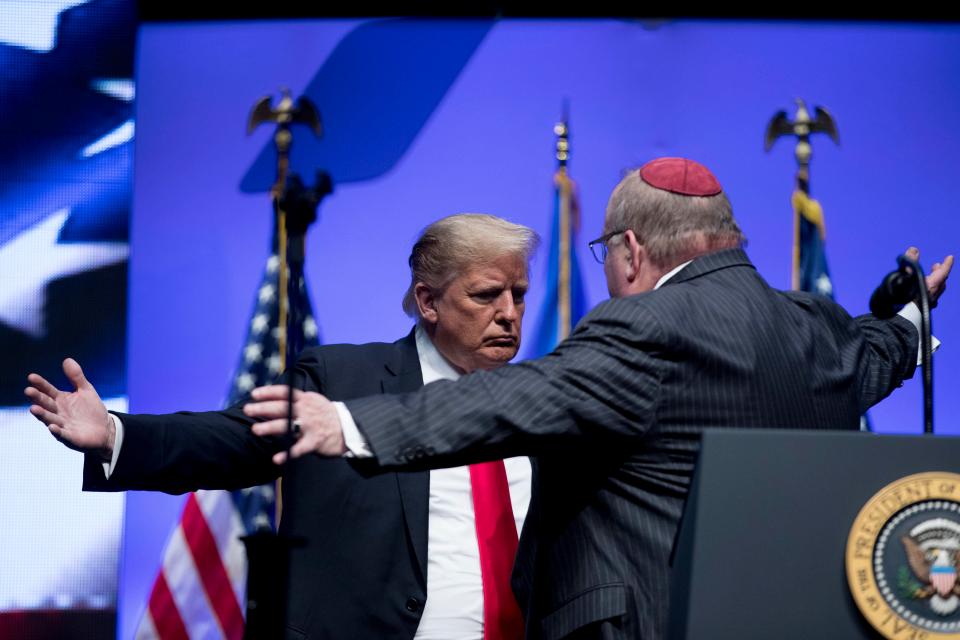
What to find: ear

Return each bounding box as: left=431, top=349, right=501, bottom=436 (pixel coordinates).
left=622, top=230, right=646, bottom=282
left=414, top=282, right=439, bottom=324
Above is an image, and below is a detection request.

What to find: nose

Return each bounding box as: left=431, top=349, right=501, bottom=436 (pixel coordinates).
left=495, top=292, right=520, bottom=324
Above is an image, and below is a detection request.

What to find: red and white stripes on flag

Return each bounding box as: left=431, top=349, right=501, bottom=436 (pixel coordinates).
left=136, top=491, right=248, bottom=640
left=136, top=242, right=318, bottom=638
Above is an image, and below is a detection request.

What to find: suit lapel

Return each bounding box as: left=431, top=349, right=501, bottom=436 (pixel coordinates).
left=382, top=329, right=430, bottom=584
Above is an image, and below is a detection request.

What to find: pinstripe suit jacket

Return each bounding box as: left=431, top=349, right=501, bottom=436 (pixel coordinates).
left=346, top=248, right=918, bottom=640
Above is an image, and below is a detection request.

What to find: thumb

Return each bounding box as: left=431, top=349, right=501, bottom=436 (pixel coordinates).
left=63, top=358, right=91, bottom=391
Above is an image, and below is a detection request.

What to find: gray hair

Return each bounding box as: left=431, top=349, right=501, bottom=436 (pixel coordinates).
left=605, top=170, right=746, bottom=268
left=402, top=213, right=540, bottom=319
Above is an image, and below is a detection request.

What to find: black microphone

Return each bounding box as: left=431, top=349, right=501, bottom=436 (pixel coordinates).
left=869, top=255, right=919, bottom=319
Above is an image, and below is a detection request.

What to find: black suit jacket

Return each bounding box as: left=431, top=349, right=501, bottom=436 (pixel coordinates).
left=345, top=249, right=919, bottom=639
left=85, top=332, right=430, bottom=639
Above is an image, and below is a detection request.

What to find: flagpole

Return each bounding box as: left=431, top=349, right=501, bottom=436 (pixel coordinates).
left=272, top=149, right=292, bottom=535
left=791, top=175, right=802, bottom=291
left=791, top=102, right=813, bottom=291
left=528, top=106, right=587, bottom=359
left=244, top=89, right=324, bottom=640
left=276, top=222, right=287, bottom=367
left=554, top=109, right=572, bottom=341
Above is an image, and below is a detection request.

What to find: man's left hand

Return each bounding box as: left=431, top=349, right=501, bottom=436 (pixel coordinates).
left=244, top=385, right=345, bottom=463
left=906, top=246, right=954, bottom=308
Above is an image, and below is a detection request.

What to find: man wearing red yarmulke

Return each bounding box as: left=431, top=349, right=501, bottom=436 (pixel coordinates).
left=243, top=156, right=952, bottom=639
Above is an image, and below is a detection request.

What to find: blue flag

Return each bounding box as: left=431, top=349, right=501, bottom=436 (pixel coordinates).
left=526, top=169, right=587, bottom=358
left=793, top=190, right=834, bottom=298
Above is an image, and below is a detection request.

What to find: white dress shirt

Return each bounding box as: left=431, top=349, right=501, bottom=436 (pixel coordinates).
left=410, top=326, right=531, bottom=640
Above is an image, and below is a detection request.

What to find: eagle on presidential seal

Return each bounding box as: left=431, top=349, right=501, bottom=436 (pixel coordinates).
left=902, top=518, right=960, bottom=615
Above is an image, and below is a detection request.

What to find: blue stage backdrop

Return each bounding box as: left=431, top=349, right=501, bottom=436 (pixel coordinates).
left=122, top=18, right=960, bottom=639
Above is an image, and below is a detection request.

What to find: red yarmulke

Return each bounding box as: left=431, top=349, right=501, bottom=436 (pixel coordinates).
left=638, top=157, right=722, bottom=197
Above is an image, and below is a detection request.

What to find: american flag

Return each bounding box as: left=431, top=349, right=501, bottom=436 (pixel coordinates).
left=136, top=236, right=319, bottom=639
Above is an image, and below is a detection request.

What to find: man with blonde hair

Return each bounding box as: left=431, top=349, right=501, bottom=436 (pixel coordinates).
left=29, top=213, right=540, bottom=640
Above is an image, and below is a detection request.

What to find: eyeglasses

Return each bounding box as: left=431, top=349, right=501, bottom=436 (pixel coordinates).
left=587, top=229, right=627, bottom=264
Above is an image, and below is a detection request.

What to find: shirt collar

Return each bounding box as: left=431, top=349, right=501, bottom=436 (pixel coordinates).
left=654, top=260, right=693, bottom=290
left=415, top=324, right=462, bottom=384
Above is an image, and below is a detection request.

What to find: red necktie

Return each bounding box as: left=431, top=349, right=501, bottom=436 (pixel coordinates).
left=470, top=461, right=525, bottom=640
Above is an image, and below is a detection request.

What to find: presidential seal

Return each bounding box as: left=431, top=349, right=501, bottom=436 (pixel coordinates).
left=847, top=472, right=960, bottom=639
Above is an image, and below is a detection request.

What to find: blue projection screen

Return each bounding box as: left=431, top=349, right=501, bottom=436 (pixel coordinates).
left=123, top=18, right=960, bottom=639
left=0, top=1, right=133, bottom=638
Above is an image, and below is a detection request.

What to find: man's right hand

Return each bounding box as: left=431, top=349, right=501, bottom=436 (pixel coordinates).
left=25, top=358, right=115, bottom=462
